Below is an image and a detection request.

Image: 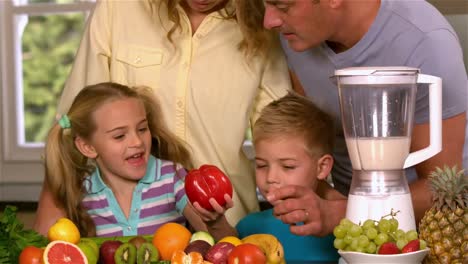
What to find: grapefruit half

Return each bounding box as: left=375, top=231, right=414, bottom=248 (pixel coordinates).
left=43, top=240, right=88, bottom=264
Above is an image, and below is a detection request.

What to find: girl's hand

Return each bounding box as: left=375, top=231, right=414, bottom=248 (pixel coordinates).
left=192, top=194, right=233, bottom=222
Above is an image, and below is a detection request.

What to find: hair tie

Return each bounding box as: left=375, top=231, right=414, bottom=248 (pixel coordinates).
left=58, top=114, right=71, bottom=129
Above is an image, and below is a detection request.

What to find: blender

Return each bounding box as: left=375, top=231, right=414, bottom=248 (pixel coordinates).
left=334, top=67, right=442, bottom=231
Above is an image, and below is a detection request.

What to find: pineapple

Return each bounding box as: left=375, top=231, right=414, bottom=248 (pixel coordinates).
left=419, top=166, right=467, bottom=264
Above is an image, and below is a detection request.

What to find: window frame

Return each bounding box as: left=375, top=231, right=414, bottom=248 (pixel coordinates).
left=1, top=0, right=94, bottom=162
left=0, top=1, right=94, bottom=201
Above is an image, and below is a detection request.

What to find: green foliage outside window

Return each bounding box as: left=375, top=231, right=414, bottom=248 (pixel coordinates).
left=21, top=12, right=85, bottom=142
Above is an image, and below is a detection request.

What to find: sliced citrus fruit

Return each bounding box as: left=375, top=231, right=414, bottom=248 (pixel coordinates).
left=171, top=249, right=204, bottom=264
left=217, top=236, right=242, bottom=246
left=43, top=240, right=88, bottom=264
left=48, top=218, right=81, bottom=244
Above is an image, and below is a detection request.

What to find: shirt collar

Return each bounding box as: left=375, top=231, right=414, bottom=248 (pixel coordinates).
left=85, top=155, right=158, bottom=194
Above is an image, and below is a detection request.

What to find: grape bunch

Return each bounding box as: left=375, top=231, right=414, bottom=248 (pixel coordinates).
left=332, top=212, right=427, bottom=254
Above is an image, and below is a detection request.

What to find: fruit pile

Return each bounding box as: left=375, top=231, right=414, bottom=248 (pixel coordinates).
left=179, top=231, right=284, bottom=264
left=18, top=218, right=285, bottom=264
left=332, top=211, right=427, bottom=255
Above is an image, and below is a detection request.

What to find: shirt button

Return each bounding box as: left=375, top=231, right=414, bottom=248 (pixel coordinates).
left=127, top=226, right=132, bottom=231
left=196, top=33, right=203, bottom=39
left=134, top=208, right=139, bottom=212
left=134, top=57, right=141, bottom=64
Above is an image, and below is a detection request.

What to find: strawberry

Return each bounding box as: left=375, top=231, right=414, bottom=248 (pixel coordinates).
left=378, top=242, right=400, bottom=254
left=402, top=239, right=420, bottom=253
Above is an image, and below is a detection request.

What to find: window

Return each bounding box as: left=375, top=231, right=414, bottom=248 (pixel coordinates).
left=0, top=0, right=94, bottom=199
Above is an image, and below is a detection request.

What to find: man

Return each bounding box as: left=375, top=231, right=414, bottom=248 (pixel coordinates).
left=260, top=0, right=467, bottom=236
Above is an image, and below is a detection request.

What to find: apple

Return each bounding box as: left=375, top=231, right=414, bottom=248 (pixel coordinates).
left=185, top=240, right=212, bottom=257
left=204, top=242, right=235, bottom=264
left=190, top=231, right=215, bottom=246
left=99, top=240, right=123, bottom=264
left=185, top=165, right=233, bottom=211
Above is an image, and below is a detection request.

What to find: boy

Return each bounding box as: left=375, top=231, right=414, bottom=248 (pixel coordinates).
left=236, top=93, right=339, bottom=262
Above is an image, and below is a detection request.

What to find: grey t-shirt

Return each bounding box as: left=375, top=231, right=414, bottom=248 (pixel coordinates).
left=281, top=0, right=468, bottom=195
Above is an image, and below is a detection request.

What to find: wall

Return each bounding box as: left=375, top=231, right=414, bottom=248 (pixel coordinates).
left=446, top=14, right=468, bottom=68
left=430, top=0, right=468, bottom=68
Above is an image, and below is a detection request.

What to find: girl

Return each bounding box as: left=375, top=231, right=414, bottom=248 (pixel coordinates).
left=34, top=0, right=292, bottom=230
left=43, top=82, right=236, bottom=239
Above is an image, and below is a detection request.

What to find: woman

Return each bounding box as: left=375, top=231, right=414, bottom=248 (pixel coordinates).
left=34, top=0, right=292, bottom=235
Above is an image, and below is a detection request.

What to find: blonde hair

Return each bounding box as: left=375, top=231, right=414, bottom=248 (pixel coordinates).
left=253, top=93, right=335, bottom=157
left=44, top=82, right=192, bottom=236
left=236, top=0, right=277, bottom=59
left=149, top=0, right=275, bottom=59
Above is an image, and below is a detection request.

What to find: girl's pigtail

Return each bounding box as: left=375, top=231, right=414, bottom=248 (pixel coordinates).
left=45, top=119, right=95, bottom=236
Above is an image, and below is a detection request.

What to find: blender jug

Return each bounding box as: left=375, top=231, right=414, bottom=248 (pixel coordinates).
left=334, top=67, right=442, bottom=231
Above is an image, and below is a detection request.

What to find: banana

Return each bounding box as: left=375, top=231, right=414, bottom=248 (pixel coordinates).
left=241, top=234, right=285, bottom=264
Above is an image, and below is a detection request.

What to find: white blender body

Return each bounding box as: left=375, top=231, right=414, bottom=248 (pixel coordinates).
left=334, top=67, right=442, bottom=231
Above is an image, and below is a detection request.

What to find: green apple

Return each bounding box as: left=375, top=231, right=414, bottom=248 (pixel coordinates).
left=78, top=239, right=99, bottom=264
left=190, top=231, right=215, bottom=246
left=79, top=238, right=99, bottom=254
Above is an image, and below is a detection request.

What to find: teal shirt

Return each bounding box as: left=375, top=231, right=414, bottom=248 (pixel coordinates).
left=236, top=209, right=339, bottom=262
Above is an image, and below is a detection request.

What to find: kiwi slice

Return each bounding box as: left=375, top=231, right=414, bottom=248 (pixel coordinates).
left=129, top=236, right=148, bottom=249
left=114, top=242, right=137, bottom=264
left=137, top=242, right=159, bottom=264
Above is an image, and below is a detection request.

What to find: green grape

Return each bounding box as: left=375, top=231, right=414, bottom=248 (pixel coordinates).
left=356, top=247, right=365, bottom=253
left=334, top=238, right=346, bottom=250
left=344, top=234, right=353, bottom=245
left=396, top=238, right=408, bottom=250
left=339, top=218, right=354, bottom=228
left=395, top=229, right=406, bottom=239
left=362, top=219, right=375, bottom=230
left=349, top=224, right=362, bottom=237
left=350, top=239, right=359, bottom=250
left=420, top=239, right=427, bottom=249
left=333, top=225, right=347, bottom=238
left=358, top=235, right=370, bottom=248
left=389, top=218, right=399, bottom=232
left=405, top=230, right=418, bottom=241
left=365, top=227, right=378, bottom=240
left=378, top=218, right=391, bottom=233
left=366, top=242, right=377, bottom=254
left=374, top=232, right=389, bottom=246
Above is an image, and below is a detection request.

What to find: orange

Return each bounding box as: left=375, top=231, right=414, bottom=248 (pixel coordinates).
left=47, top=218, right=81, bottom=244
left=171, top=250, right=204, bottom=264
left=217, top=236, right=242, bottom=246
left=152, top=222, right=191, bottom=260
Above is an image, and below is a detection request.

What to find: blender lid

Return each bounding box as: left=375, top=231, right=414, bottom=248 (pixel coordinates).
left=334, top=66, right=420, bottom=76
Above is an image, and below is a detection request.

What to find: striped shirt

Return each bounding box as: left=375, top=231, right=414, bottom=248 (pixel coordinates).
left=81, top=155, right=188, bottom=237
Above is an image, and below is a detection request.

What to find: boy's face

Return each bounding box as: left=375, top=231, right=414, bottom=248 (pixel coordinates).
left=254, top=135, right=319, bottom=200
left=80, top=98, right=152, bottom=184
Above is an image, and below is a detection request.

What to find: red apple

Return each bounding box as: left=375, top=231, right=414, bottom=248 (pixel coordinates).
left=99, top=240, right=123, bottom=264
left=204, top=242, right=235, bottom=264
left=184, top=240, right=212, bottom=256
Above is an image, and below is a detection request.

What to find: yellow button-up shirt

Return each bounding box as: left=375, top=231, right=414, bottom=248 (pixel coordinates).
left=58, top=0, right=292, bottom=225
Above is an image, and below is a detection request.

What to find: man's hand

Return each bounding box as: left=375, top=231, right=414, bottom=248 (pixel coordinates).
left=266, top=185, right=347, bottom=237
